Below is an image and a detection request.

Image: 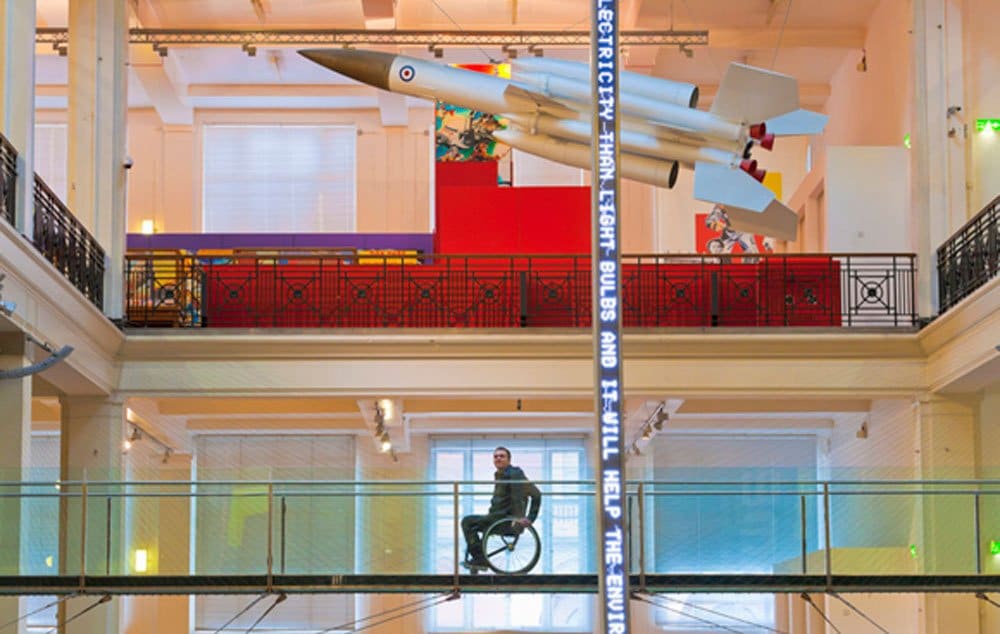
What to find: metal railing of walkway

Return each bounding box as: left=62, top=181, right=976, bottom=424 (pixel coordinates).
left=1, top=479, right=999, bottom=595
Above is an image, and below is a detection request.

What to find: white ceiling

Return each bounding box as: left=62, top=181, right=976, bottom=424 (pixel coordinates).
left=33, top=0, right=880, bottom=117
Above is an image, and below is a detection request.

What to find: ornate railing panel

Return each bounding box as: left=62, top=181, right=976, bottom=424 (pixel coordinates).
left=32, top=177, right=105, bottom=310
left=0, top=132, right=17, bottom=227
left=938, top=195, right=1000, bottom=313
left=124, top=253, right=918, bottom=329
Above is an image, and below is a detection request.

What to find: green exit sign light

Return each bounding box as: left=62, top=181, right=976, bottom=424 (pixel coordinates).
left=991, top=540, right=1000, bottom=556
left=976, top=119, right=1000, bottom=132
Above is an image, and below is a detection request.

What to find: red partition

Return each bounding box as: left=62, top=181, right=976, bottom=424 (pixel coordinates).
left=435, top=163, right=590, bottom=255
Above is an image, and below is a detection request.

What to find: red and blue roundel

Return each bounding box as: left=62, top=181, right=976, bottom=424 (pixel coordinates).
left=399, top=65, right=416, bottom=82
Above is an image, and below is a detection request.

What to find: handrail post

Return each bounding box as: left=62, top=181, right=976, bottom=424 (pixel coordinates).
left=823, top=483, right=832, bottom=590
left=974, top=493, right=982, bottom=575
left=637, top=482, right=646, bottom=592
left=266, top=483, right=274, bottom=591
left=79, top=475, right=88, bottom=591
left=281, top=496, right=287, bottom=575
left=800, top=494, right=807, bottom=574
left=105, top=496, right=112, bottom=575
left=453, top=482, right=460, bottom=589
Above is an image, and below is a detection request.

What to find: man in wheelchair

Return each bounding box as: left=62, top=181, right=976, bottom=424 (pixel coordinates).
left=461, top=446, right=542, bottom=570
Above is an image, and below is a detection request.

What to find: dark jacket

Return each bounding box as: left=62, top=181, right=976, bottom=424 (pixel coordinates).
left=488, top=465, right=541, bottom=522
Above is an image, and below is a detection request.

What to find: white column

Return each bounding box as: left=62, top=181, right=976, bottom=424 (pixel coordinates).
left=0, top=336, right=31, bottom=634
left=67, top=0, right=128, bottom=318
left=58, top=395, right=126, bottom=634
left=0, top=0, right=36, bottom=237
left=910, top=0, right=968, bottom=317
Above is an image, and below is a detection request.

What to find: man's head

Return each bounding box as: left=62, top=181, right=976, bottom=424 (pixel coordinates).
left=492, top=446, right=511, bottom=471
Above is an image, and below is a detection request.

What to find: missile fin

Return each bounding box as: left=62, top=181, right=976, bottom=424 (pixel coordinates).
left=693, top=161, right=774, bottom=213
left=503, top=84, right=576, bottom=116
left=723, top=199, right=798, bottom=242
left=765, top=108, right=829, bottom=136
left=711, top=63, right=799, bottom=123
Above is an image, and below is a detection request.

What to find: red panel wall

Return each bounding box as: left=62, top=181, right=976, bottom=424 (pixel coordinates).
left=435, top=162, right=590, bottom=255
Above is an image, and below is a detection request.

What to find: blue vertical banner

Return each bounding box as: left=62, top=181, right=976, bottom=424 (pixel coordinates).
left=591, top=1, right=629, bottom=633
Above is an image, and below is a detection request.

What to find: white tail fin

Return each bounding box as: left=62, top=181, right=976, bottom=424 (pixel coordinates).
left=724, top=200, right=798, bottom=242
left=710, top=63, right=799, bottom=123
left=693, top=161, right=774, bottom=212
left=693, top=161, right=798, bottom=241
left=765, top=108, right=829, bottom=136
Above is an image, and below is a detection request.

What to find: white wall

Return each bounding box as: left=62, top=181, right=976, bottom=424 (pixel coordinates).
left=826, top=146, right=910, bottom=252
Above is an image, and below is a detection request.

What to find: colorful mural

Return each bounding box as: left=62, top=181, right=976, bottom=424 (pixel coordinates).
left=435, top=64, right=511, bottom=165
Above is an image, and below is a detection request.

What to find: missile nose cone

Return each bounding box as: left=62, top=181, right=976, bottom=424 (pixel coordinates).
left=299, top=49, right=395, bottom=90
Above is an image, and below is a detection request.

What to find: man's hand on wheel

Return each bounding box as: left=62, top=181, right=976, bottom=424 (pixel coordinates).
left=514, top=517, right=532, bottom=527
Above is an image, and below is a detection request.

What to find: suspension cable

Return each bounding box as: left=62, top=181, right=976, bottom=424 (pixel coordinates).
left=800, top=593, right=842, bottom=634
left=211, top=593, right=269, bottom=634
left=314, top=591, right=458, bottom=634
left=43, top=594, right=111, bottom=634
left=631, top=593, right=746, bottom=634
left=634, top=591, right=786, bottom=634
left=246, top=593, right=287, bottom=633
left=829, top=592, right=889, bottom=633
left=977, top=592, right=1000, bottom=610
left=0, top=593, right=77, bottom=631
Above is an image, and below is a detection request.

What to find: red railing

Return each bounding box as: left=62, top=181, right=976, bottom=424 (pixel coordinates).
left=124, top=252, right=918, bottom=329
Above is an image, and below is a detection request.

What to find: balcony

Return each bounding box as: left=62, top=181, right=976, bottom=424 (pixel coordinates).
left=124, top=252, right=918, bottom=330
left=938, top=194, right=1000, bottom=313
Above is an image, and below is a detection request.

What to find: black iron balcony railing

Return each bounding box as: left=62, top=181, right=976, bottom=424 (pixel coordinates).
left=33, top=176, right=105, bottom=310
left=124, top=252, right=917, bottom=329
left=0, top=132, right=17, bottom=227
left=938, top=195, right=1000, bottom=313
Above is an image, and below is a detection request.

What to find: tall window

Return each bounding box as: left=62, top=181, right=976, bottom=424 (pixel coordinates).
left=193, top=434, right=355, bottom=632
left=651, top=435, right=817, bottom=632
left=202, top=124, right=356, bottom=233
left=428, top=437, right=592, bottom=632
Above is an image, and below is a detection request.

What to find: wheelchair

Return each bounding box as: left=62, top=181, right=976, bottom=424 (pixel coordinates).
left=471, top=516, right=541, bottom=575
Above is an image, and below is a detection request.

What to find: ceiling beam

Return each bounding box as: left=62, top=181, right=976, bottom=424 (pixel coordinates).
left=130, top=45, right=193, bottom=125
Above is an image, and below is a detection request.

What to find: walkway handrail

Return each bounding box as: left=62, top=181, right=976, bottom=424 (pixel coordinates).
left=0, top=131, right=16, bottom=227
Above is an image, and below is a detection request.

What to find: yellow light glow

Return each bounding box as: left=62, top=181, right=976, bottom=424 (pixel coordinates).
left=140, top=219, right=155, bottom=235
left=379, top=399, right=394, bottom=420
left=45, top=555, right=53, bottom=568
left=134, top=549, right=148, bottom=573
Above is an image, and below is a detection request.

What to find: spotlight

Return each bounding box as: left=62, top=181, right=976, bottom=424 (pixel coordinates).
left=428, top=44, right=443, bottom=58
left=503, top=45, right=518, bottom=59
left=641, top=425, right=652, bottom=441
left=379, top=432, right=392, bottom=453
left=242, top=43, right=257, bottom=57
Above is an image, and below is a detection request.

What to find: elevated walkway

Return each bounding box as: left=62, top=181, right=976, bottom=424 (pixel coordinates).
left=4, top=479, right=1000, bottom=596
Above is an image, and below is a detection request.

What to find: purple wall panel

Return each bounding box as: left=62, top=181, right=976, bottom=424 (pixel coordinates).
left=127, top=233, right=435, bottom=253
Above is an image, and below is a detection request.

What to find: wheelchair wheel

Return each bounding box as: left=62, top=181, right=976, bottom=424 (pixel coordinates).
left=482, top=517, right=541, bottom=575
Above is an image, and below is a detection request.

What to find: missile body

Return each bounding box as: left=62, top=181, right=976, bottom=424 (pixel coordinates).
left=504, top=113, right=734, bottom=169
left=493, top=129, right=680, bottom=190
left=513, top=71, right=744, bottom=142
left=512, top=57, right=699, bottom=108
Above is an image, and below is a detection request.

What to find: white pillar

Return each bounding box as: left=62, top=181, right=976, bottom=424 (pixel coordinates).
left=0, top=336, right=31, bottom=634
left=58, top=395, right=126, bottom=634
left=0, top=0, right=36, bottom=237
left=67, top=0, right=128, bottom=318
left=910, top=0, right=968, bottom=317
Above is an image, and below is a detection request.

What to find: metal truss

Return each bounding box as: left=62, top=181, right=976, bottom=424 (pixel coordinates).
left=35, top=27, right=709, bottom=48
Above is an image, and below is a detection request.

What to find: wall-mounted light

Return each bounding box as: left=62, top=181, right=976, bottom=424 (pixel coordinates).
left=134, top=548, right=149, bottom=573
left=140, top=219, right=155, bottom=235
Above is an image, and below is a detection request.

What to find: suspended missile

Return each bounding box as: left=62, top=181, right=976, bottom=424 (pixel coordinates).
left=299, top=48, right=829, bottom=241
